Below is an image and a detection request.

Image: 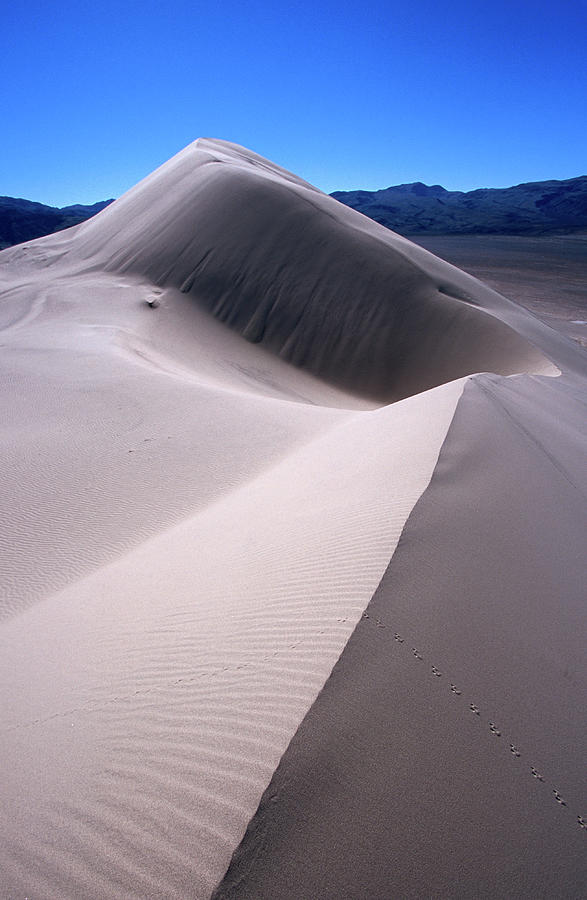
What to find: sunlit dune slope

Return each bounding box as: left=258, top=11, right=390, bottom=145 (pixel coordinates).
left=71, top=138, right=554, bottom=401
left=0, top=138, right=582, bottom=900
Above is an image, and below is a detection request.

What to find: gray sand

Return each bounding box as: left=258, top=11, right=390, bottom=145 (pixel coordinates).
left=1, top=141, right=585, bottom=899
left=212, top=228, right=586, bottom=898
left=213, top=370, right=587, bottom=899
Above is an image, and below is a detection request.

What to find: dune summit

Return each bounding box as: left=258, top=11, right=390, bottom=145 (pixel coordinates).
left=0, top=139, right=585, bottom=899
left=72, top=138, right=555, bottom=401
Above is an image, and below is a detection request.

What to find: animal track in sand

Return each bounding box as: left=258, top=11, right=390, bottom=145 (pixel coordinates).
left=360, top=608, right=585, bottom=834
left=3, top=618, right=336, bottom=735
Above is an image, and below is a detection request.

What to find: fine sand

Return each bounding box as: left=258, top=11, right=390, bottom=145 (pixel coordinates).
left=0, top=139, right=584, bottom=899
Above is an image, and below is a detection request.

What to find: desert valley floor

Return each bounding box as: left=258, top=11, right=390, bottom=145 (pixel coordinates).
left=0, top=140, right=585, bottom=899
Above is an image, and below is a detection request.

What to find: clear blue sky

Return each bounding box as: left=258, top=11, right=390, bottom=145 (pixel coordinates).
left=1, top=0, right=586, bottom=206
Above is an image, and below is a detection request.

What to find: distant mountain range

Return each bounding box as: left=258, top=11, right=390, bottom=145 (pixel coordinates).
left=331, top=175, right=587, bottom=236
left=1, top=175, right=586, bottom=250
left=0, top=197, right=114, bottom=249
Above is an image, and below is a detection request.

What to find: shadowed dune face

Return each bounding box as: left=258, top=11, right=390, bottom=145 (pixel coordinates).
left=73, top=139, right=555, bottom=402
left=0, top=139, right=581, bottom=900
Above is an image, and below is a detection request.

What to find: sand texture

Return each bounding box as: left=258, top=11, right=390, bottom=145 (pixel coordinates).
left=214, top=375, right=586, bottom=899
left=0, top=139, right=584, bottom=899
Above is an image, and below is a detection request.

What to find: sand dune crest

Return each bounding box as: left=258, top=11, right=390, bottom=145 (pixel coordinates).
left=0, top=138, right=582, bottom=898
left=71, top=138, right=555, bottom=401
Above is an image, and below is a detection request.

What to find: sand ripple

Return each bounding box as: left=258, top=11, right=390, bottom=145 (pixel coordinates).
left=0, top=380, right=464, bottom=898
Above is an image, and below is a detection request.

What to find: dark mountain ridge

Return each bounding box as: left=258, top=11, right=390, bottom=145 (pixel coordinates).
left=331, top=175, right=587, bottom=235
left=0, top=196, right=114, bottom=249
left=1, top=175, right=586, bottom=250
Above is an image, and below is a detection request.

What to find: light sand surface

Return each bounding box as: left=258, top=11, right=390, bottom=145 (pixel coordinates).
left=0, top=269, right=364, bottom=618
left=0, top=139, right=584, bottom=899
left=0, top=378, right=465, bottom=898
left=214, top=374, right=586, bottom=899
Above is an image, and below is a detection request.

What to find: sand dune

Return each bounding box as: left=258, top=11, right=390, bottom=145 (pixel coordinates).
left=70, top=138, right=555, bottom=401
left=214, top=375, right=586, bottom=899
left=0, top=379, right=465, bottom=898
left=0, top=139, right=584, bottom=898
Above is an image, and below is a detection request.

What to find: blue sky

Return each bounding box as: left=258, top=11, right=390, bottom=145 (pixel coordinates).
left=1, top=0, right=586, bottom=205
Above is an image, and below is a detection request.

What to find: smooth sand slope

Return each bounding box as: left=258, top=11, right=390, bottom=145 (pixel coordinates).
left=0, top=139, right=583, bottom=899
left=215, top=375, right=586, bottom=900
